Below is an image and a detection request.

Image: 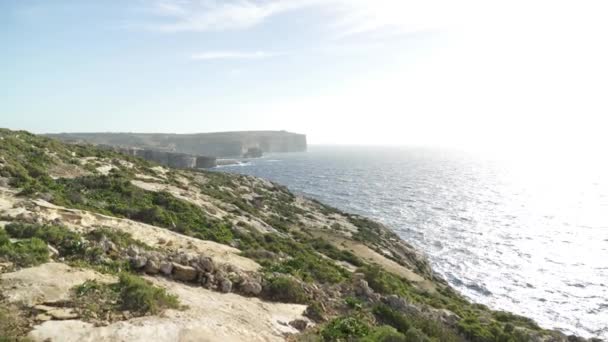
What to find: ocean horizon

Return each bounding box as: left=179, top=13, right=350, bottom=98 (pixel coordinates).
left=217, top=145, right=608, bottom=339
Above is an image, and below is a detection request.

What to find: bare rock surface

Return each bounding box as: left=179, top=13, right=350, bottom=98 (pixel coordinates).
left=0, top=263, right=115, bottom=306
left=28, top=276, right=310, bottom=342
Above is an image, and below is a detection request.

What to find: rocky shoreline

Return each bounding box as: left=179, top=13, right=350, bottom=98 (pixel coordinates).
left=0, top=129, right=600, bottom=341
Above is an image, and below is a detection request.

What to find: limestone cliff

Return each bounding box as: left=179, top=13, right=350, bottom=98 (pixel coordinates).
left=0, top=129, right=595, bottom=342
left=45, top=131, right=308, bottom=157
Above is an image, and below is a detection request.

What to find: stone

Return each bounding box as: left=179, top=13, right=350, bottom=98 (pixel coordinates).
left=99, top=236, right=116, bottom=253
left=354, top=279, right=374, bottom=299
left=240, top=280, right=262, bottom=295
left=144, top=258, right=160, bottom=274
left=172, top=263, right=198, bottom=282
left=384, top=295, right=420, bottom=316
left=33, top=304, right=56, bottom=312
left=130, top=256, right=147, bottom=269
left=48, top=308, right=79, bottom=320
left=201, top=273, right=215, bottom=288
left=126, top=245, right=140, bottom=257
left=289, top=319, right=308, bottom=331
left=159, top=261, right=173, bottom=275
left=47, top=245, right=59, bottom=257
left=220, top=279, right=233, bottom=293
left=198, top=256, right=215, bottom=273
left=0, top=262, right=14, bottom=272
left=35, top=313, right=52, bottom=322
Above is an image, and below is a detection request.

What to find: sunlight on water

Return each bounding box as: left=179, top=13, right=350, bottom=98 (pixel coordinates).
left=219, top=146, right=608, bottom=339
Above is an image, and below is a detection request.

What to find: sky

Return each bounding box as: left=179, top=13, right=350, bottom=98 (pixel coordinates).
left=1, top=0, right=607, bottom=153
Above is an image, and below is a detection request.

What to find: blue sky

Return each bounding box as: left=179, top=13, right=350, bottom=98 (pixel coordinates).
left=1, top=0, right=607, bottom=150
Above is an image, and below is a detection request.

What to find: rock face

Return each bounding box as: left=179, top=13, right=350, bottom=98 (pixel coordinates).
left=172, top=263, right=198, bottom=282
left=115, top=148, right=217, bottom=169
left=45, top=131, right=307, bottom=157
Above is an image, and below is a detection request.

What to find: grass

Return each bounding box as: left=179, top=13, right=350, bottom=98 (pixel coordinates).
left=235, top=229, right=350, bottom=284
left=73, top=273, right=180, bottom=319
left=263, top=276, right=308, bottom=304
left=2, top=222, right=134, bottom=274
left=0, top=306, right=32, bottom=342
left=321, top=315, right=371, bottom=341
left=0, top=227, right=49, bottom=268
left=51, top=174, right=234, bottom=244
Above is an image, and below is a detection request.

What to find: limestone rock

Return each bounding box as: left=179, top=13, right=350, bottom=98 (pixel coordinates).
left=144, top=258, right=160, bottom=274
left=172, top=263, right=198, bottom=282
left=48, top=308, right=79, bottom=320
left=240, top=280, right=262, bottom=295
left=197, top=256, right=215, bottom=273
left=220, top=279, right=233, bottom=293
left=289, top=319, right=308, bottom=331
left=130, top=256, right=147, bottom=269
left=159, top=261, right=173, bottom=275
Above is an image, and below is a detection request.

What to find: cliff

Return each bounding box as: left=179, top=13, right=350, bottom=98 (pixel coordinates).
left=45, top=131, right=308, bottom=157
left=0, top=129, right=596, bottom=342
left=105, top=146, right=217, bottom=169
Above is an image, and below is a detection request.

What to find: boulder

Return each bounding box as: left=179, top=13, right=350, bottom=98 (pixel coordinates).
left=99, top=236, right=116, bottom=253
left=159, top=261, right=173, bottom=275
left=130, top=256, right=147, bottom=269
left=197, top=256, right=215, bottom=273
left=144, top=258, right=160, bottom=274
left=289, top=319, right=308, bottom=331
left=384, top=295, right=421, bottom=316
left=240, top=280, right=262, bottom=295
left=220, top=279, right=233, bottom=293
left=172, top=263, right=198, bottom=282
left=47, top=308, right=79, bottom=320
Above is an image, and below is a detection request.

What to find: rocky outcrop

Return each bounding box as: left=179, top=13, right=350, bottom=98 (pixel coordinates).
left=46, top=131, right=308, bottom=157
left=107, top=146, right=218, bottom=169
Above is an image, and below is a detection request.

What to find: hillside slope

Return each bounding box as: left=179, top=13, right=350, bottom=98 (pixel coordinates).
left=0, top=129, right=594, bottom=342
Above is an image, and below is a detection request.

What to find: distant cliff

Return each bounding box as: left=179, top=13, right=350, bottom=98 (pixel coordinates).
left=45, top=131, right=307, bottom=157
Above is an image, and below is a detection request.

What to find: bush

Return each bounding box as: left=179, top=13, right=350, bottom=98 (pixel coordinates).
left=0, top=228, right=49, bottom=267
left=117, top=273, right=180, bottom=314
left=264, top=276, right=308, bottom=304
left=362, top=326, right=406, bottom=342
left=73, top=274, right=180, bottom=318
left=53, top=175, right=233, bottom=244
left=5, top=222, right=86, bottom=256
left=321, top=316, right=370, bottom=341
left=373, top=304, right=411, bottom=334
left=405, top=328, right=431, bottom=342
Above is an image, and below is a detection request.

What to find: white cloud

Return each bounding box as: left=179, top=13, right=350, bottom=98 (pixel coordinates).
left=145, top=0, right=457, bottom=36
left=190, top=50, right=284, bottom=60
left=149, top=0, right=318, bottom=32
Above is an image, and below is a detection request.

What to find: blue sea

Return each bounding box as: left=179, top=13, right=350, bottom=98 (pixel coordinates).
left=217, top=145, right=608, bottom=339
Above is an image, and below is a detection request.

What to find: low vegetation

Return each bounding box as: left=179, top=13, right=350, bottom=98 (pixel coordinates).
left=0, top=305, right=31, bottom=342
left=73, top=273, right=180, bottom=320
left=0, top=129, right=581, bottom=342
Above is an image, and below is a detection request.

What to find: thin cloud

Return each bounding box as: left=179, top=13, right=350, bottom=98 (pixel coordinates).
left=190, top=50, right=285, bottom=60
left=149, top=0, right=318, bottom=32
left=145, top=0, right=452, bottom=37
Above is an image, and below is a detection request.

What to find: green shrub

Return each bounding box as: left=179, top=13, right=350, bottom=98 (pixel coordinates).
left=321, top=316, right=370, bottom=341
left=0, top=228, right=49, bottom=267
left=373, top=304, right=461, bottom=342
left=36, top=174, right=234, bottom=244
left=373, top=304, right=411, bottom=334
left=74, top=274, right=180, bottom=318
left=362, top=326, right=406, bottom=342
left=5, top=222, right=86, bottom=256
left=404, top=328, right=431, bottom=342
left=117, top=273, right=180, bottom=314
left=264, top=276, right=308, bottom=304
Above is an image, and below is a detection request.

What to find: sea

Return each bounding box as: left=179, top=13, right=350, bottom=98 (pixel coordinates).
left=216, top=145, right=608, bottom=339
